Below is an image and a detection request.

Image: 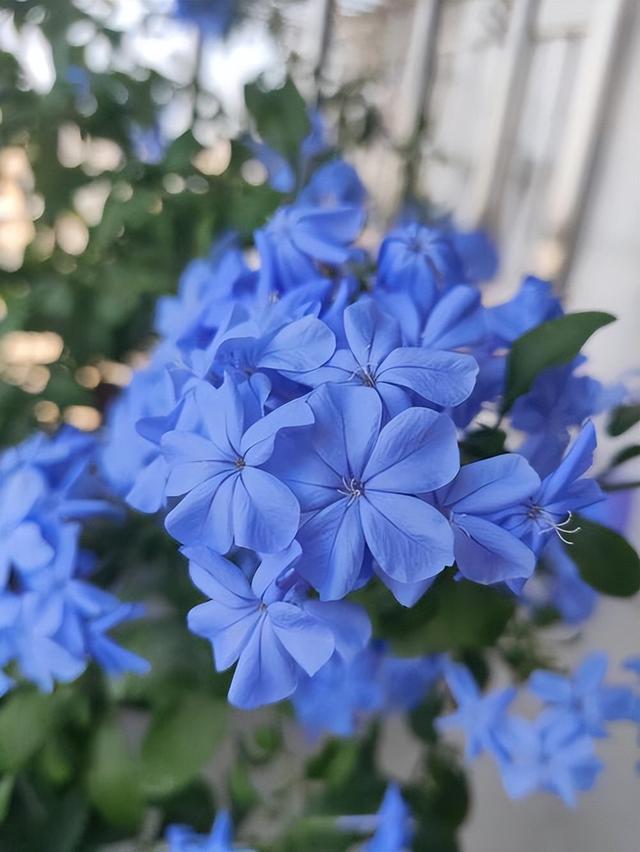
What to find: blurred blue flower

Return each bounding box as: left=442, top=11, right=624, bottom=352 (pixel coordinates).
left=377, top=223, right=464, bottom=314
left=487, top=276, right=562, bottom=346
left=495, top=711, right=603, bottom=806
left=167, top=809, right=254, bottom=851
left=364, top=784, right=413, bottom=852
left=256, top=202, right=364, bottom=294
left=269, top=383, right=458, bottom=599
left=437, top=662, right=516, bottom=760
left=173, top=0, right=236, bottom=38
left=529, top=652, right=637, bottom=736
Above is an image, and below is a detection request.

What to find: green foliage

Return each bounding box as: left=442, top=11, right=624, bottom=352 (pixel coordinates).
left=607, top=403, right=640, bottom=437
left=140, top=692, right=227, bottom=798
left=569, top=515, right=640, bottom=597
left=245, top=77, right=310, bottom=166
left=501, top=311, right=615, bottom=413
left=379, top=573, right=516, bottom=655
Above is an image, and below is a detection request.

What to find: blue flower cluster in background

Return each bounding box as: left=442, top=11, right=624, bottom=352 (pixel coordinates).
left=438, top=654, right=640, bottom=805
left=0, top=428, right=148, bottom=695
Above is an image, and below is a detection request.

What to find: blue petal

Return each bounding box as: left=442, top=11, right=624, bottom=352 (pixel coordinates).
left=165, top=472, right=237, bottom=550
left=307, top=384, right=382, bottom=480
left=241, top=397, right=314, bottom=466
left=268, top=601, right=335, bottom=675
left=257, top=315, right=335, bottom=372
left=343, top=300, right=401, bottom=370
left=361, top=491, right=454, bottom=582
left=363, top=408, right=459, bottom=493
left=439, top=454, right=540, bottom=514
left=228, top=616, right=299, bottom=708
left=297, top=499, right=365, bottom=600
left=453, top=516, right=536, bottom=583
left=233, top=468, right=300, bottom=553
left=537, top=421, right=598, bottom=507
left=302, top=599, right=371, bottom=661
left=7, top=522, right=54, bottom=572
left=377, top=347, right=478, bottom=407
left=197, top=376, right=244, bottom=457
left=422, top=285, right=485, bottom=350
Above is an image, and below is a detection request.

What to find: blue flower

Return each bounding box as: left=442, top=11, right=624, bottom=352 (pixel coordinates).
left=450, top=227, right=499, bottom=284
left=256, top=202, right=364, bottom=295
left=437, top=662, right=516, bottom=760
left=510, top=361, right=622, bottom=476
left=173, top=0, right=236, bottom=37
left=529, top=652, right=637, bottom=736
left=167, top=809, right=254, bottom=852
left=495, top=711, right=602, bottom=805
left=155, top=235, right=256, bottom=350
left=0, top=465, right=53, bottom=588
left=292, top=647, right=383, bottom=737
left=163, top=372, right=313, bottom=553
left=377, top=223, right=464, bottom=314
left=299, top=299, right=478, bottom=415
left=499, top=421, right=604, bottom=555
left=185, top=542, right=370, bottom=708
left=269, top=383, right=458, bottom=599
left=298, top=160, right=367, bottom=209
left=130, top=122, right=166, bottom=165
left=529, top=538, right=597, bottom=624
left=0, top=523, right=148, bottom=691
left=487, top=276, right=562, bottom=345
left=435, top=454, right=539, bottom=585
left=363, top=784, right=413, bottom=852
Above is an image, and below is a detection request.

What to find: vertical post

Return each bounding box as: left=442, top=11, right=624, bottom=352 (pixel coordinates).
left=392, top=0, right=443, bottom=149
left=461, top=0, right=540, bottom=230
left=535, top=0, right=633, bottom=289
left=313, top=0, right=335, bottom=103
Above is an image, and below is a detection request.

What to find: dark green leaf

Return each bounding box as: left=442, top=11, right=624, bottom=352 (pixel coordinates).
left=86, top=715, right=144, bottom=828
left=244, top=77, right=310, bottom=165
left=609, top=444, right=640, bottom=469
left=569, top=516, right=640, bottom=597
left=607, top=404, right=640, bottom=437
left=140, top=693, right=226, bottom=797
left=0, top=691, right=53, bottom=772
left=460, top=427, right=507, bottom=462
left=0, top=775, right=14, bottom=823
left=502, top=311, right=615, bottom=413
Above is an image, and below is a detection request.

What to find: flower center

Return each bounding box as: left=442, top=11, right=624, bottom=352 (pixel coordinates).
left=357, top=365, right=376, bottom=387
left=337, top=475, right=364, bottom=503
left=234, top=456, right=246, bottom=469
left=527, top=504, right=581, bottom=545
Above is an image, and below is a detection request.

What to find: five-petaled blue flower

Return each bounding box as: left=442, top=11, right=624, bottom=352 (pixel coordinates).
left=186, top=542, right=370, bottom=708
left=269, top=383, right=459, bottom=599
left=163, top=373, right=313, bottom=554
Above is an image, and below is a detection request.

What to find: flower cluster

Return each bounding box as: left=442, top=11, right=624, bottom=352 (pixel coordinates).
left=98, top=144, right=619, bottom=714
left=0, top=428, right=148, bottom=695
left=438, top=654, right=640, bottom=805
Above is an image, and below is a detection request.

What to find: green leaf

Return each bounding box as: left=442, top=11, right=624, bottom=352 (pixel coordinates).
left=244, top=77, right=310, bottom=166
left=569, top=516, right=640, bottom=597
left=607, top=404, right=640, bottom=437
left=502, top=311, right=615, bottom=413
left=388, top=577, right=515, bottom=654
left=0, top=775, right=14, bottom=823
left=86, top=716, right=144, bottom=828
left=0, top=690, right=53, bottom=772
left=140, top=693, right=226, bottom=798
left=609, top=444, right=640, bottom=469
left=460, top=427, right=507, bottom=462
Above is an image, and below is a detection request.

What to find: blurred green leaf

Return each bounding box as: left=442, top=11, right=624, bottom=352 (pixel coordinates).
left=569, top=516, right=640, bottom=597
left=607, top=404, right=640, bottom=437
left=86, top=715, right=144, bottom=828
left=245, top=77, right=309, bottom=165
left=140, top=693, right=226, bottom=798
left=0, top=691, right=53, bottom=772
